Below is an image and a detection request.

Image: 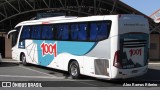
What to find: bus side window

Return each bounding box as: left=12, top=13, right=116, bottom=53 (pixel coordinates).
left=71, top=24, right=79, bottom=40
left=42, top=25, right=53, bottom=40
left=57, top=24, right=62, bottom=40
left=90, top=22, right=98, bottom=41
left=97, top=22, right=108, bottom=40
left=21, top=26, right=30, bottom=40
left=31, top=26, right=41, bottom=39
left=62, top=24, right=69, bottom=40
left=57, top=24, right=69, bottom=40
left=78, top=23, right=87, bottom=41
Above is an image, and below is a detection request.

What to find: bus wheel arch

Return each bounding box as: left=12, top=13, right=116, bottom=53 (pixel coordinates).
left=20, top=52, right=27, bottom=66
left=68, top=59, right=81, bottom=79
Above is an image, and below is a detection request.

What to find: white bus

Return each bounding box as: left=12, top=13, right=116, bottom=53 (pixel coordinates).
left=8, top=14, right=149, bottom=79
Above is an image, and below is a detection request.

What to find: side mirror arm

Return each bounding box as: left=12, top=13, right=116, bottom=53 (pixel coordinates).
left=7, top=30, right=16, bottom=39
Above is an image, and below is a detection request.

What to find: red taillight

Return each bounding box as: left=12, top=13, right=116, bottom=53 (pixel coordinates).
left=113, top=50, right=122, bottom=68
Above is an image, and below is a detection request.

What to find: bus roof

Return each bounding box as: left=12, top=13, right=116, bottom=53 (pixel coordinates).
left=15, top=15, right=116, bottom=27
left=15, top=14, right=145, bottom=27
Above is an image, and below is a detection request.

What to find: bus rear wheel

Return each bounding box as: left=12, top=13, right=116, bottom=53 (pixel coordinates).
left=21, top=53, right=27, bottom=66
left=69, top=61, right=81, bottom=79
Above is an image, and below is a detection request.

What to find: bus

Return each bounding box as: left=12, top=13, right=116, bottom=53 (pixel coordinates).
left=8, top=14, right=149, bottom=79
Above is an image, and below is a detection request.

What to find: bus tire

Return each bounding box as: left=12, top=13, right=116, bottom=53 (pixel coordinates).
left=69, top=61, right=81, bottom=79
left=21, top=53, right=27, bottom=66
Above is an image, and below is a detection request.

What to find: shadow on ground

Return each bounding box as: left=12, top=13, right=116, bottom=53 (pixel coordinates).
left=132, top=68, right=160, bottom=80
left=0, top=62, right=19, bottom=67
left=1, top=62, right=160, bottom=87
left=24, top=63, right=160, bottom=81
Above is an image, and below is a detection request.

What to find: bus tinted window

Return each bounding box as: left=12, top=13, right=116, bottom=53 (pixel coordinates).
left=57, top=24, right=69, bottom=40
left=70, top=23, right=87, bottom=41
left=78, top=23, right=87, bottom=40
left=90, top=22, right=98, bottom=41
left=97, top=22, right=108, bottom=40
left=42, top=25, right=53, bottom=40
left=21, top=26, right=30, bottom=40
left=21, top=20, right=111, bottom=41
left=71, top=24, right=79, bottom=40
left=31, top=26, right=41, bottom=39
left=90, top=21, right=111, bottom=41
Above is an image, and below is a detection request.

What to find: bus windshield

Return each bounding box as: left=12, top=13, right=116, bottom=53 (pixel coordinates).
left=12, top=27, right=20, bottom=47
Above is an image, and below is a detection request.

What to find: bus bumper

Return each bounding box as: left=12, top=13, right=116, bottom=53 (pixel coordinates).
left=111, top=66, right=148, bottom=79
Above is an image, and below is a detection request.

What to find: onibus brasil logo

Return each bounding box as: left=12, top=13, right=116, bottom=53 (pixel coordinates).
left=40, top=41, right=57, bottom=57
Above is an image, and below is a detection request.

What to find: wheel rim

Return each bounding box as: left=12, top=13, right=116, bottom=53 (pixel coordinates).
left=71, top=64, right=78, bottom=76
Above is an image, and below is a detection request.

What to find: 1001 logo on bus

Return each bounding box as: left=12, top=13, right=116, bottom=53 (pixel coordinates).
left=129, top=48, right=142, bottom=57
left=40, top=42, right=57, bottom=57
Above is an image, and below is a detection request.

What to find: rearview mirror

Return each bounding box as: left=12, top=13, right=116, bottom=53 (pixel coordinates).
left=7, top=30, right=16, bottom=39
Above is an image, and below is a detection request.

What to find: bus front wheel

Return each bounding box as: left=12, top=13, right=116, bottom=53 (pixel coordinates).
left=69, top=61, right=81, bottom=79
left=21, top=53, right=27, bottom=66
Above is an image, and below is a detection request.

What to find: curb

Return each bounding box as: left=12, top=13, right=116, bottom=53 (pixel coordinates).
left=0, top=59, right=21, bottom=63
left=0, top=60, right=21, bottom=63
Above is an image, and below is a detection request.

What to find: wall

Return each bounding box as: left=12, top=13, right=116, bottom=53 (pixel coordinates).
left=149, top=34, right=160, bottom=60
left=0, top=33, right=12, bottom=58
left=5, top=35, right=12, bottom=58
